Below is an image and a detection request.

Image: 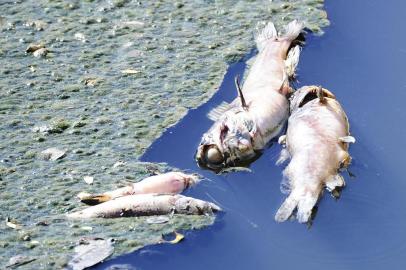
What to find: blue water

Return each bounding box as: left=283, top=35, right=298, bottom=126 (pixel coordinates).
left=97, top=0, right=406, bottom=269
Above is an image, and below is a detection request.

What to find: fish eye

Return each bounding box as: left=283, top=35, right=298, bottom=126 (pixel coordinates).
left=205, top=146, right=223, bottom=165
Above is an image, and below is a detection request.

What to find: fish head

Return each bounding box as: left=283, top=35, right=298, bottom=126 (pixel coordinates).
left=196, top=111, right=258, bottom=171
left=290, top=85, right=336, bottom=112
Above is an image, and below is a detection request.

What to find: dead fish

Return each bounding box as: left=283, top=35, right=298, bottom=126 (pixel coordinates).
left=68, top=238, right=114, bottom=270
left=196, top=20, right=305, bottom=171
left=67, top=194, right=221, bottom=219
left=275, top=86, right=355, bottom=223
left=78, top=172, right=200, bottom=205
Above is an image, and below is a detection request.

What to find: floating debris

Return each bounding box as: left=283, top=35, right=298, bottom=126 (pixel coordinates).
left=220, top=167, right=252, bottom=174
left=160, top=232, right=184, bottom=244
left=33, top=48, right=48, bottom=58
left=25, top=44, right=44, bottom=53
left=113, top=161, right=126, bottom=168
left=40, top=148, right=66, bottom=161
left=6, top=255, right=36, bottom=268
left=146, top=216, right=170, bottom=224
left=83, top=77, right=100, bottom=87
left=5, top=217, right=22, bottom=230
left=74, top=32, right=86, bottom=42
left=68, top=238, right=114, bottom=270
left=121, top=69, right=140, bottom=75
left=83, top=176, right=94, bottom=185
left=80, top=226, right=93, bottom=232
left=24, top=20, right=47, bottom=31
left=35, top=221, right=49, bottom=226
left=121, top=20, right=145, bottom=27
left=31, top=125, right=52, bottom=134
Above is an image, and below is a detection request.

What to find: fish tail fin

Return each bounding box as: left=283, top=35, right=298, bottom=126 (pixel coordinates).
left=255, top=20, right=305, bottom=52
left=283, top=20, right=305, bottom=42
left=275, top=192, right=298, bottom=222
left=77, top=192, right=112, bottom=205
left=255, top=21, right=278, bottom=52
left=275, top=188, right=320, bottom=223
left=296, top=192, right=319, bottom=223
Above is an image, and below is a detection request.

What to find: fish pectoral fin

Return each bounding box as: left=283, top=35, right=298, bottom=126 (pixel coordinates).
left=77, top=192, right=111, bottom=205
left=325, top=174, right=345, bottom=199
left=275, top=193, right=298, bottom=222
left=285, top=45, right=301, bottom=79
left=339, top=152, right=352, bottom=169
left=339, top=136, right=356, bottom=144
left=207, top=101, right=231, bottom=121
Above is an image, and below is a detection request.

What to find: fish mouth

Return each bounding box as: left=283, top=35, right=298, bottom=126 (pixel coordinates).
left=195, top=144, right=261, bottom=173
left=195, top=144, right=226, bottom=172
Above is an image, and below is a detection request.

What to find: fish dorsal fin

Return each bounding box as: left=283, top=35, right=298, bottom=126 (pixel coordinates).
left=317, top=86, right=326, bottom=103
left=235, top=75, right=248, bottom=110
left=339, top=136, right=356, bottom=144
left=207, top=101, right=231, bottom=121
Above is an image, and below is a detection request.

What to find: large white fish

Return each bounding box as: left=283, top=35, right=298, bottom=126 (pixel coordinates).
left=77, top=172, right=199, bottom=205
left=196, top=20, right=305, bottom=171
left=67, top=194, right=221, bottom=219
left=275, top=86, right=355, bottom=223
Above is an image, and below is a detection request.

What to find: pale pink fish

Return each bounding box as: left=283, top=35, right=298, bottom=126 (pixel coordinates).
left=196, top=20, right=305, bottom=171
left=275, top=86, right=355, bottom=223
left=78, top=172, right=200, bottom=205
left=67, top=194, right=221, bottom=219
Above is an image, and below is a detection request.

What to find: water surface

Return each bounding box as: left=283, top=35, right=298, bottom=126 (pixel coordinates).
left=98, top=0, right=406, bottom=269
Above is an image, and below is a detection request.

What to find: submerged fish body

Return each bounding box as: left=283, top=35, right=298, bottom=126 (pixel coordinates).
left=67, top=194, right=221, bottom=219
left=78, top=172, right=199, bottom=205
left=196, top=20, right=305, bottom=171
left=275, top=86, right=355, bottom=223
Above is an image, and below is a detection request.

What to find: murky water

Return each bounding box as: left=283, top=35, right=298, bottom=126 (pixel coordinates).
left=97, top=0, right=406, bottom=269
left=0, top=0, right=329, bottom=268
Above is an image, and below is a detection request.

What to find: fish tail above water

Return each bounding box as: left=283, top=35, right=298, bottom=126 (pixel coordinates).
left=275, top=187, right=320, bottom=223
left=255, top=21, right=278, bottom=52
left=255, top=20, right=304, bottom=50
left=284, top=20, right=305, bottom=42
left=255, top=20, right=304, bottom=80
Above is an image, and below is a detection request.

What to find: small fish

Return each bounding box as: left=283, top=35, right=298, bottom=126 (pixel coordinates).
left=78, top=172, right=200, bottom=205
left=67, top=194, right=221, bottom=219
left=275, top=86, right=355, bottom=223
left=196, top=20, right=305, bottom=171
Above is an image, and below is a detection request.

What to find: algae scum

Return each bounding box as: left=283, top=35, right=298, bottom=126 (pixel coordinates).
left=0, top=0, right=328, bottom=268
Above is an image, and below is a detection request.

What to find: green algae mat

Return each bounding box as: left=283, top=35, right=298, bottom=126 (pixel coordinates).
left=0, top=0, right=329, bottom=268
